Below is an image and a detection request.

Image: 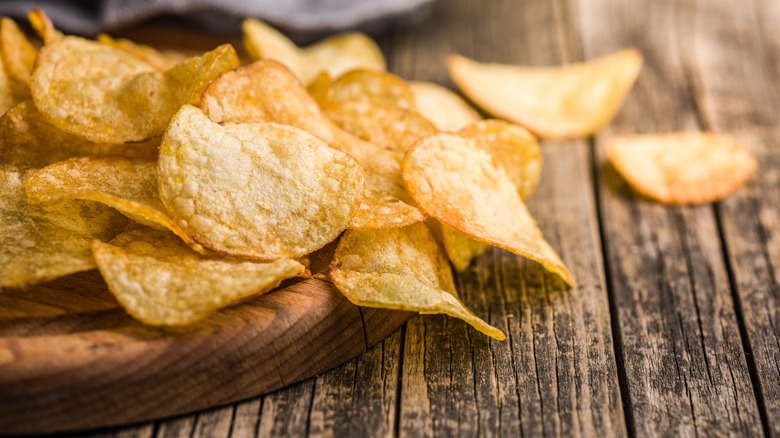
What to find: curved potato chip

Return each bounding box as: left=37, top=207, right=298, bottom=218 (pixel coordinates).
left=31, top=36, right=238, bottom=143
left=329, top=223, right=504, bottom=340
left=328, top=70, right=416, bottom=109
left=326, top=100, right=437, bottom=162
left=1, top=18, right=36, bottom=92
left=24, top=156, right=208, bottom=253
left=409, top=81, right=482, bottom=131
left=606, top=132, right=757, bottom=204
left=0, top=168, right=128, bottom=288
left=158, top=105, right=365, bottom=260
left=459, top=119, right=541, bottom=200
left=97, top=34, right=189, bottom=71
left=0, top=100, right=159, bottom=169
left=242, top=18, right=385, bottom=84
left=307, top=71, right=333, bottom=107
left=201, top=60, right=425, bottom=230
left=92, top=228, right=305, bottom=326
left=27, top=9, right=62, bottom=44
left=403, top=132, right=573, bottom=285
left=447, top=49, right=642, bottom=139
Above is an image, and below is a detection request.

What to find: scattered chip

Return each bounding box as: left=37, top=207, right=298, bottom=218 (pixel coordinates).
left=31, top=28, right=238, bottom=143
left=328, top=70, right=416, bottom=109
left=403, top=132, right=573, bottom=285
left=158, top=104, right=365, bottom=260
left=27, top=9, right=62, bottom=44
left=0, top=100, right=159, bottom=169
left=201, top=60, right=425, bottom=230
left=329, top=223, right=505, bottom=340
left=0, top=168, right=128, bottom=288
left=243, top=18, right=385, bottom=85
left=326, top=100, right=437, bottom=162
left=97, top=34, right=189, bottom=71
left=409, top=81, right=482, bottom=131
left=24, top=156, right=208, bottom=253
left=606, top=132, right=757, bottom=204
left=447, top=49, right=642, bottom=139
left=92, top=228, right=305, bottom=326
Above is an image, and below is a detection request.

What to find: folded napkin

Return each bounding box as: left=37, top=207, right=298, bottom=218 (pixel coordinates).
left=0, top=0, right=434, bottom=39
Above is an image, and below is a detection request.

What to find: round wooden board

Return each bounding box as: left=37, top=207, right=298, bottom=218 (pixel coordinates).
left=0, top=271, right=411, bottom=435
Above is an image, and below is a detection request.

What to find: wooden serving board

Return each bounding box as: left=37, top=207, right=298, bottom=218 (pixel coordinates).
left=0, top=271, right=411, bottom=435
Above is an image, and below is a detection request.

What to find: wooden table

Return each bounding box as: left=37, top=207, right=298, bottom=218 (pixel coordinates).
left=50, top=0, right=780, bottom=436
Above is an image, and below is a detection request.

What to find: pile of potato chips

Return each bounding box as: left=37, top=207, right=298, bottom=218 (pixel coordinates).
left=0, top=10, right=756, bottom=341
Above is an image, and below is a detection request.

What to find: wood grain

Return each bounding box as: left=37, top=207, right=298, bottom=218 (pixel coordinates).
left=0, top=276, right=409, bottom=435
left=575, top=0, right=764, bottom=435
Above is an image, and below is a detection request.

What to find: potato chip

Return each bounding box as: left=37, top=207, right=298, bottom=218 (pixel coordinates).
left=329, top=223, right=504, bottom=339
left=409, top=81, right=482, bottom=131
left=606, top=132, right=757, bottom=204
left=459, top=119, right=541, bottom=200
left=1, top=18, right=36, bottom=92
left=326, top=100, right=437, bottom=161
left=92, top=228, right=305, bottom=325
left=27, top=9, right=62, bottom=44
left=0, top=54, right=19, bottom=115
left=0, top=168, right=128, bottom=288
left=0, top=100, right=159, bottom=169
left=158, top=104, right=365, bottom=260
left=201, top=60, right=425, bottom=230
left=24, top=156, right=208, bottom=253
left=97, top=34, right=189, bottom=71
left=447, top=49, right=642, bottom=139
left=31, top=32, right=238, bottom=143
left=307, top=71, right=333, bottom=107
left=242, top=18, right=385, bottom=84
left=328, top=70, right=416, bottom=109
left=403, top=132, right=573, bottom=285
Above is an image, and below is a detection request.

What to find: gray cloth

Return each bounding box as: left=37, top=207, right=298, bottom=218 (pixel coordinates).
left=0, top=0, right=434, bottom=40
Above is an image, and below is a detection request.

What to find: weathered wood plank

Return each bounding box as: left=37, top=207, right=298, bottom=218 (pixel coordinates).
left=679, top=0, right=780, bottom=434
left=392, top=0, right=625, bottom=436
left=575, top=0, right=764, bottom=435
left=256, top=380, right=315, bottom=437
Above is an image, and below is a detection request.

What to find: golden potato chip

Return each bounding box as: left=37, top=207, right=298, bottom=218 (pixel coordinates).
left=0, top=54, right=19, bottom=115
left=0, top=168, right=128, bottom=288
left=606, top=132, right=757, bottom=204
left=1, top=18, right=36, bottom=92
left=403, top=133, right=573, bottom=285
left=24, top=156, right=208, bottom=253
left=31, top=34, right=238, bottom=143
left=0, top=100, right=159, bottom=169
left=328, top=70, right=416, bottom=109
left=459, top=119, right=541, bottom=200
left=242, top=18, right=385, bottom=84
left=27, top=9, right=62, bottom=44
left=92, top=228, right=305, bottom=325
left=97, top=34, right=189, bottom=71
left=408, top=81, right=482, bottom=131
left=326, top=100, right=437, bottom=161
left=329, top=223, right=504, bottom=339
left=158, top=105, right=365, bottom=260
left=447, top=49, right=642, bottom=139
left=307, top=71, right=333, bottom=107
left=201, top=60, right=425, bottom=230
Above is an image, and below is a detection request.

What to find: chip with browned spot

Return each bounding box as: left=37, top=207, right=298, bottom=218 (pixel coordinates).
left=403, top=132, right=573, bottom=285
left=329, top=223, right=504, bottom=340
left=606, top=132, right=757, bottom=204
left=93, top=227, right=305, bottom=326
